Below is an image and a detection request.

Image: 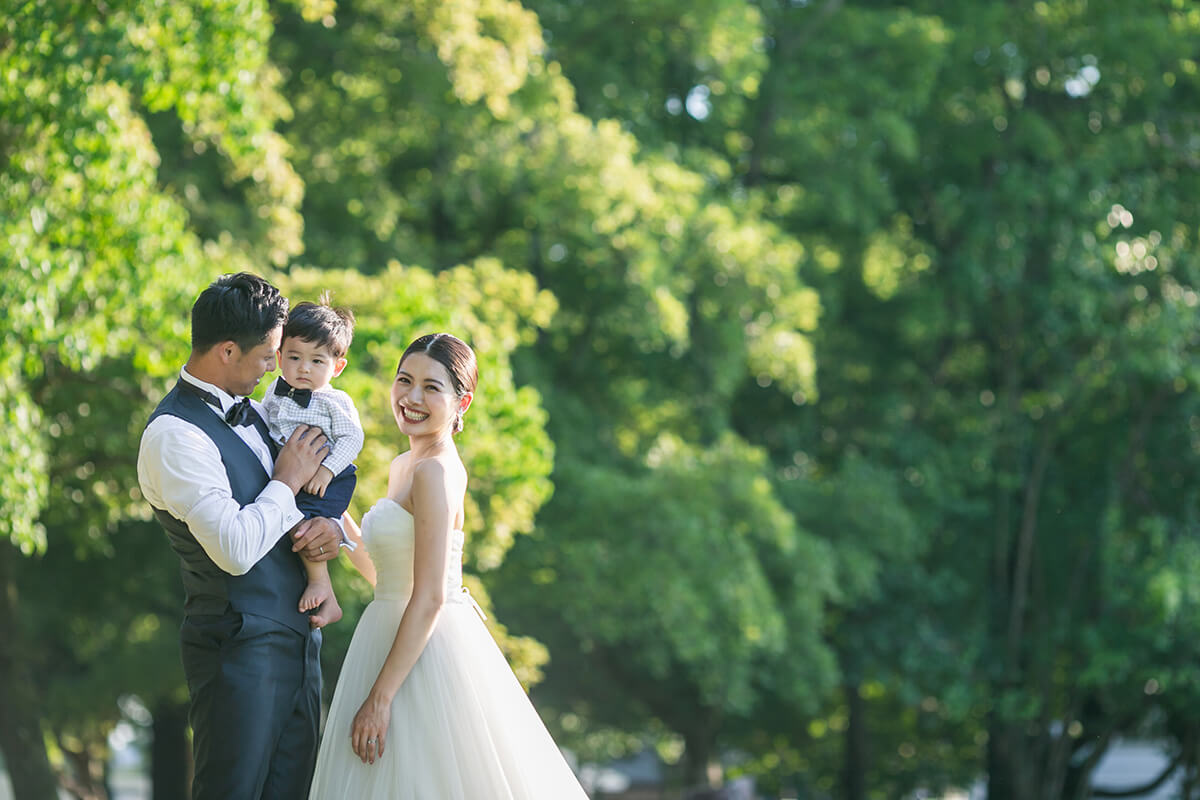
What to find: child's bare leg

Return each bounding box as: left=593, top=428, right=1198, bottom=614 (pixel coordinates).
left=300, top=555, right=342, bottom=626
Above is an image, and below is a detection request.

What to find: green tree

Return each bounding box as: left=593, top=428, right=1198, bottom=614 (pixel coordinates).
left=523, top=0, right=950, bottom=791
left=739, top=2, right=1200, bottom=797
left=533, top=0, right=1200, bottom=797
left=267, top=0, right=841, bottom=785
left=877, top=3, right=1200, bottom=796
left=0, top=0, right=306, bottom=790
left=20, top=0, right=1200, bottom=797
left=2, top=2, right=567, bottom=796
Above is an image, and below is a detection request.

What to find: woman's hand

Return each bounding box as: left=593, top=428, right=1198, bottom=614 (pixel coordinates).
left=340, top=511, right=377, bottom=586
left=350, top=692, right=392, bottom=764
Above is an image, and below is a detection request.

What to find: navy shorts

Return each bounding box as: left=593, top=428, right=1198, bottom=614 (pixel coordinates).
left=295, top=464, right=356, bottom=520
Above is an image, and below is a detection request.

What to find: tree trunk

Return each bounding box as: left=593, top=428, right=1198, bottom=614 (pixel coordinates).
left=987, top=717, right=1039, bottom=800
left=0, top=545, right=59, bottom=799
left=986, top=721, right=1016, bottom=800
left=842, top=681, right=867, bottom=800
left=152, top=699, right=192, bottom=800
left=681, top=728, right=716, bottom=793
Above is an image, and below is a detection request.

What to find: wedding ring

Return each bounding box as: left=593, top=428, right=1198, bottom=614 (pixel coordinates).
left=319, top=546, right=325, bottom=555
left=367, top=738, right=377, bottom=745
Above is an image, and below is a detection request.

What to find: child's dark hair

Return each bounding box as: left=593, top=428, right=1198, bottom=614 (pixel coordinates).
left=283, top=291, right=356, bottom=358
left=192, top=272, right=289, bottom=353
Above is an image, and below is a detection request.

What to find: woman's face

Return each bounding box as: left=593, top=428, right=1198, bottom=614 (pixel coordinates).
left=391, top=353, right=466, bottom=435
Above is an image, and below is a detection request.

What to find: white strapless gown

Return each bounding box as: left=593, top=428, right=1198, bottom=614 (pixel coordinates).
left=308, top=498, right=589, bottom=799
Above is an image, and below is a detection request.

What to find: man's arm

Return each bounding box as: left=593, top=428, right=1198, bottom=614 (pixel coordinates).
left=138, top=418, right=304, bottom=574
left=137, top=418, right=329, bottom=575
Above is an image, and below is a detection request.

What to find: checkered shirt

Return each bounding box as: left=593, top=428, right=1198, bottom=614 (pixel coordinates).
left=261, top=376, right=363, bottom=476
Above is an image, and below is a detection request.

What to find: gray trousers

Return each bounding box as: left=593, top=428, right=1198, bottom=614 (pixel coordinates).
left=181, top=611, right=322, bottom=800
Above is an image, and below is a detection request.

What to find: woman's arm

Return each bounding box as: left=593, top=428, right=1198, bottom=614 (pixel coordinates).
left=350, top=458, right=459, bottom=763
left=340, top=511, right=376, bottom=587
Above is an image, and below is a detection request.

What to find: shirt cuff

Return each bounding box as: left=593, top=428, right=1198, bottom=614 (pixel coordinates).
left=262, top=480, right=305, bottom=532
left=336, top=516, right=357, bottom=551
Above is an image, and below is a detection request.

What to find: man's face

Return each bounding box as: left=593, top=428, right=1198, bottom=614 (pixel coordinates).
left=226, top=327, right=282, bottom=397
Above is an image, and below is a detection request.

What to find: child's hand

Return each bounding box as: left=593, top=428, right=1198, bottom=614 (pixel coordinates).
left=305, top=465, right=335, bottom=498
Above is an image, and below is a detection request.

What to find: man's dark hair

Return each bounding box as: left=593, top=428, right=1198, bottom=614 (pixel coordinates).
left=191, top=272, right=289, bottom=353
left=282, top=292, right=356, bottom=358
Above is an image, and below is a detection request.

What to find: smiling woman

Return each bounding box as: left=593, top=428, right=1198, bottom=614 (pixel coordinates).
left=392, top=333, right=478, bottom=437
left=308, top=332, right=589, bottom=798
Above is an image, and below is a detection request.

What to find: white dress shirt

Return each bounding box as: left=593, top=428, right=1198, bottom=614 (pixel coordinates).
left=137, top=368, right=307, bottom=576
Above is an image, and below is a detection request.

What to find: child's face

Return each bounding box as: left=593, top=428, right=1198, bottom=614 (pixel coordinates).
left=278, top=336, right=346, bottom=392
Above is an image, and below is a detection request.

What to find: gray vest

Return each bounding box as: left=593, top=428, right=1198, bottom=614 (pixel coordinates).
left=147, top=381, right=310, bottom=634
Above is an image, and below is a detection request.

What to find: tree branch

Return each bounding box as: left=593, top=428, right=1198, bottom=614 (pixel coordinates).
left=1005, top=429, right=1053, bottom=670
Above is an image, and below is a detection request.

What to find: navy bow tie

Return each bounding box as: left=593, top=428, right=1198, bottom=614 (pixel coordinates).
left=180, top=381, right=255, bottom=427
left=224, top=397, right=254, bottom=427
left=274, top=378, right=313, bottom=408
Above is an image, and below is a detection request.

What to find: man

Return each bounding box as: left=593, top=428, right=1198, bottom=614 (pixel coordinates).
left=137, top=272, right=347, bottom=800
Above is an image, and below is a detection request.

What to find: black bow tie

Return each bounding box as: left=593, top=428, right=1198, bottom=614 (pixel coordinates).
left=224, top=397, right=253, bottom=427
left=274, top=377, right=313, bottom=408
left=180, top=381, right=255, bottom=427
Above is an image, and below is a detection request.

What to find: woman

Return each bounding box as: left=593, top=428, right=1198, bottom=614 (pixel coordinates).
left=308, top=333, right=589, bottom=798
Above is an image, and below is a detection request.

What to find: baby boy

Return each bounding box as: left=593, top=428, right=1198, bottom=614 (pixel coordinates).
left=262, top=293, right=363, bottom=627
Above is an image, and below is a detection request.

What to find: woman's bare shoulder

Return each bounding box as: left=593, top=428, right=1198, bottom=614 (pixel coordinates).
left=412, top=454, right=466, bottom=490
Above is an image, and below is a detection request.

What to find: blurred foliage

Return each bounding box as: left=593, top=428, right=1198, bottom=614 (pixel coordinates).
left=261, top=0, right=830, bottom=784
left=0, top=0, right=296, bottom=794
left=10, top=0, right=1200, bottom=798
left=0, top=0, right=557, bottom=794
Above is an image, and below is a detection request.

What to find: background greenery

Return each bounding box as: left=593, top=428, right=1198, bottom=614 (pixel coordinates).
left=6, top=0, right=1200, bottom=798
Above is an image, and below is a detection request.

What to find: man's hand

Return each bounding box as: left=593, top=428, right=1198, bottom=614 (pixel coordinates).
left=304, top=465, right=335, bottom=498
left=273, top=425, right=329, bottom=494
left=292, top=516, right=341, bottom=562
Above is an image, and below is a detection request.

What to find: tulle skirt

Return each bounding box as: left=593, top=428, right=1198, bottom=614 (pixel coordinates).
left=308, top=594, right=589, bottom=799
